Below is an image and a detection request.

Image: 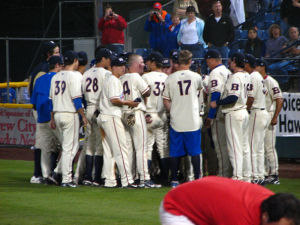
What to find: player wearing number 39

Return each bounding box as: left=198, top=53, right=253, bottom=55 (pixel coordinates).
left=50, top=51, right=88, bottom=188
left=163, top=50, right=203, bottom=188
left=210, top=52, right=251, bottom=182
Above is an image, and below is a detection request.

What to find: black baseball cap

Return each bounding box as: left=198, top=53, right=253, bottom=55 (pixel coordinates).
left=170, top=49, right=180, bottom=63
left=95, top=48, right=113, bottom=61
left=205, top=49, right=221, bottom=59
left=78, top=51, right=88, bottom=66
left=119, top=52, right=133, bottom=63
left=111, top=57, right=126, bottom=67
left=63, top=50, right=78, bottom=65
left=162, top=58, right=170, bottom=68
left=256, top=58, right=268, bottom=67
left=42, top=41, right=58, bottom=55
left=244, top=54, right=256, bottom=68
left=230, top=52, right=245, bottom=67
left=146, top=51, right=164, bottom=63
left=48, top=55, right=64, bottom=66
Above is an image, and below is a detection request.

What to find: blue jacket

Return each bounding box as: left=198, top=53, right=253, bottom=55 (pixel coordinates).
left=177, top=17, right=207, bottom=48
left=163, top=23, right=181, bottom=57
left=30, top=72, right=56, bottom=123
left=0, top=88, right=16, bottom=103
left=144, top=11, right=172, bottom=51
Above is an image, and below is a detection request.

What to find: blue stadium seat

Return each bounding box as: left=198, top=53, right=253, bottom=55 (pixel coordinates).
left=257, top=30, right=269, bottom=41
left=240, top=30, right=248, bottom=39
left=264, top=13, right=276, bottom=21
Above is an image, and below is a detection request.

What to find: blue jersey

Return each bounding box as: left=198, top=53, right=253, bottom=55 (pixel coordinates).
left=0, top=88, right=16, bottom=103
left=31, top=72, right=56, bottom=123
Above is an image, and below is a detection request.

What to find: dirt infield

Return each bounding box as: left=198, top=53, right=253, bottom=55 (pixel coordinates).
left=1, top=147, right=300, bottom=178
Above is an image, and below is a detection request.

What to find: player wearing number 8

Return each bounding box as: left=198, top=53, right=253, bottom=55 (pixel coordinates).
left=50, top=51, right=87, bottom=187
left=162, top=50, right=203, bottom=188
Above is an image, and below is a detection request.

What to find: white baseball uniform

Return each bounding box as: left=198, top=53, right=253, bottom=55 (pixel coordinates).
left=50, top=70, right=82, bottom=183
left=142, top=71, right=169, bottom=160
left=97, top=73, right=134, bottom=187
left=264, top=75, right=282, bottom=176
left=208, top=64, right=232, bottom=177
left=120, top=72, right=151, bottom=182
left=247, top=71, right=268, bottom=180
left=221, top=71, right=251, bottom=181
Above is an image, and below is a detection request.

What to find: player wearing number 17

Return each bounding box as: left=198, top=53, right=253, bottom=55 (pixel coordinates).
left=50, top=51, right=88, bottom=188
left=162, top=50, right=203, bottom=188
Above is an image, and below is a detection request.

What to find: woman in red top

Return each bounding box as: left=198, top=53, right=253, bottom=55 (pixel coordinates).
left=98, top=5, right=127, bottom=54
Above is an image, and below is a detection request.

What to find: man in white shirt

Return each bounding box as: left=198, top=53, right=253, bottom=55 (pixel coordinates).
left=50, top=51, right=88, bottom=188
left=163, top=50, right=203, bottom=188
left=244, top=54, right=269, bottom=185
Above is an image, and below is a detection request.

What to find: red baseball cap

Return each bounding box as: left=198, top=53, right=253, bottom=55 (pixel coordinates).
left=153, top=2, right=162, bottom=9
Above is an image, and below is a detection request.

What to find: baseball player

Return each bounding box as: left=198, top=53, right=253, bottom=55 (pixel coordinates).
left=97, top=56, right=139, bottom=188
left=78, top=48, right=113, bottom=186
left=119, top=54, right=154, bottom=188
left=256, top=59, right=283, bottom=185
left=30, top=56, right=63, bottom=182
left=50, top=51, right=87, bottom=188
left=142, top=52, right=169, bottom=184
left=204, top=49, right=232, bottom=177
left=77, top=51, right=88, bottom=74
left=29, top=41, right=60, bottom=184
left=210, top=53, right=251, bottom=182
left=163, top=50, right=203, bottom=188
left=244, top=54, right=269, bottom=185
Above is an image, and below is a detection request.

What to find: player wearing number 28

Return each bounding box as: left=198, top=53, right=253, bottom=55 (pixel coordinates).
left=163, top=50, right=203, bottom=188
left=50, top=51, right=87, bottom=187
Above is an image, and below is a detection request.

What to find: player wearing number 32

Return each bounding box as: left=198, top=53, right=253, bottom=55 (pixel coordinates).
left=50, top=51, right=88, bottom=188
left=210, top=52, right=251, bottom=182
left=163, top=50, right=203, bottom=188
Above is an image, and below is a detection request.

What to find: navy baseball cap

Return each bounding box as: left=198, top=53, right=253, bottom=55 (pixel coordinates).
left=230, top=52, right=245, bottom=67
left=256, top=58, right=268, bottom=67
left=162, top=58, right=170, bottom=68
left=119, top=52, right=133, bottom=63
left=205, top=49, right=221, bottom=59
left=95, top=48, right=113, bottom=61
left=170, top=49, right=180, bottom=63
left=111, top=57, right=126, bottom=67
left=63, top=50, right=78, bottom=65
left=244, top=54, right=256, bottom=68
left=78, top=51, right=88, bottom=66
left=41, top=41, right=57, bottom=54
left=48, top=55, right=64, bottom=66
left=146, top=51, right=164, bottom=63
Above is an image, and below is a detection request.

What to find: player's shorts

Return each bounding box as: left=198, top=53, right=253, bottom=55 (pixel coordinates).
left=169, top=126, right=201, bottom=157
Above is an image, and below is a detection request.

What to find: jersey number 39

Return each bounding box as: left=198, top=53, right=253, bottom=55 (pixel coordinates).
left=55, top=81, right=66, bottom=95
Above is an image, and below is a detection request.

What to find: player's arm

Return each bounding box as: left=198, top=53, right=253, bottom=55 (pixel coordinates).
left=163, top=98, right=171, bottom=113
left=110, top=98, right=139, bottom=108
left=73, top=97, right=88, bottom=127
left=205, top=91, right=221, bottom=128
left=271, top=98, right=283, bottom=125
left=211, top=95, right=238, bottom=108
left=246, top=97, right=254, bottom=111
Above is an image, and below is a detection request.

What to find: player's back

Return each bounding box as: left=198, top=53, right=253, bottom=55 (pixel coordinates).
left=248, top=71, right=267, bottom=109
left=208, top=65, right=231, bottom=96
left=264, top=75, right=282, bottom=112
left=82, top=67, right=110, bottom=106
left=163, top=69, right=202, bottom=132
left=222, top=71, right=250, bottom=113
left=120, top=73, right=149, bottom=111
left=142, top=71, right=168, bottom=113
left=50, top=70, right=82, bottom=113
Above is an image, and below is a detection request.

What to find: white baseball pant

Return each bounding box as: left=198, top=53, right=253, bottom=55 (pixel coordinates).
left=264, top=111, right=279, bottom=176
left=160, top=202, right=195, bottom=225
left=54, top=112, right=80, bottom=183
left=225, top=109, right=251, bottom=181
left=249, top=109, right=268, bottom=180
left=98, top=114, right=134, bottom=187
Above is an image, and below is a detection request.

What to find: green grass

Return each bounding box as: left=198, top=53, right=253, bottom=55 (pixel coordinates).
left=0, top=159, right=300, bottom=225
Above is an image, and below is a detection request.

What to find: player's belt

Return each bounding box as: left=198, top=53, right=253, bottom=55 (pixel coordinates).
left=250, top=108, right=265, bottom=110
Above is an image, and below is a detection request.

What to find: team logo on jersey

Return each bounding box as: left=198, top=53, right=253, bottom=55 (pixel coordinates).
left=211, top=80, right=218, bottom=88
left=272, top=87, right=280, bottom=95
left=231, top=83, right=239, bottom=91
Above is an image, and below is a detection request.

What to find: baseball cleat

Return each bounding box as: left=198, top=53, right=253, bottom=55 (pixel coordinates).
left=48, top=172, right=61, bottom=185
left=82, top=180, right=93, bottom=186
left=122, top=183, right=137, bottom=189
left=265, top=176, right=280, bottom=185
left=61, top=182, right=77, bottom=188
left=30, top=176, right=43, bottom=184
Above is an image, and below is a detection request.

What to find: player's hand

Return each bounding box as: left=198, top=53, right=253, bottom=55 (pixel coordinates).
left=50, top=119, right=56, bottom=129
left=145, top=114, right=152, bottom=124
left=82, top=116, right=88, bottom=127
left=271, top=117, right=278, bottom=126
left=204, top=118, right=212, bottom=128
left=210, top=101, right=217, bottom=109
left=128, top=101, right=139, bottom=109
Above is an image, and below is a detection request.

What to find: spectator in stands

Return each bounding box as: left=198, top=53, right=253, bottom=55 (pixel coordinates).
left=177, top=6, right=206, bottom=59
left=173, top=0, right=200, bottom=19
left=163, top=13, right=181, bottom=57
left=144, top=2, right=172, bottom=54
left=98, top=4, right=127, bottom=54
left=244, top=27, right=266, bottom=58
left=229, top=0, right=246, bottom=27
left=0, top=87, right=16, bottom=103
left=197, top=0, right=231, bottom=20
left=203, top=0, right=234, bottom=64
left=265, top=24, right=287, bottom=59
left=280, top=0, right=300, bottom=29
left=283, top=26, right=300, bottom=58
